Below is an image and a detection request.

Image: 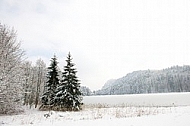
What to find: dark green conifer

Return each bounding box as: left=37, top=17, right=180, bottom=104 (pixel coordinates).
left=41, top=55, right=59, bottom=108
left=55, top=52, right=83, bottom=111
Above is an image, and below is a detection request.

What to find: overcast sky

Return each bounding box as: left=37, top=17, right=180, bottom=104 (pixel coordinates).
left=1, top=0, right=190, bottom=90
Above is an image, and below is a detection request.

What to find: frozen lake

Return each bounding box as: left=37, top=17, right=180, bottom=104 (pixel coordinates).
left=83, top=92, right=190, bottom=107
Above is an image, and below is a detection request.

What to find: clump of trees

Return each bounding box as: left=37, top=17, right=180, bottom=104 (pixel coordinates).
left=40, top=53, right=83, bottom=111
left=0, top=23, right=83, bottom=114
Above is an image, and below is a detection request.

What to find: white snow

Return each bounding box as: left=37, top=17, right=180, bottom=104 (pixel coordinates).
left=0, top=92, right=190, bottom=126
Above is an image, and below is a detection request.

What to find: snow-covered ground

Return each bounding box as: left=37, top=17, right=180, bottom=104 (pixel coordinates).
left=0, top=92, right=190, bottom=126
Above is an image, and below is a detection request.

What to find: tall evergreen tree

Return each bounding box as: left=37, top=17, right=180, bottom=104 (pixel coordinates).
left=55, top=52, right=83, bottom=111
left=41, top=55, right=59, bottom=108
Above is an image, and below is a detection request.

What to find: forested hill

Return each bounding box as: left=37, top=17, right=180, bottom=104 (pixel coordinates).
left=95, top=65, right=190, bottom=95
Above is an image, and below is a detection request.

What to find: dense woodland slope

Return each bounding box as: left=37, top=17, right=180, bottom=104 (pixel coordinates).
left=95, top=65, right=190, bottom=95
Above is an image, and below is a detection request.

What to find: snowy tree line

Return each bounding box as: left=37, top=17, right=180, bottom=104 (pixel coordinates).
left=80, top=86, right=92, bottom=96
left=96, top=66, right=190, bottom=95
left=0, top=23, right=83, bottom=114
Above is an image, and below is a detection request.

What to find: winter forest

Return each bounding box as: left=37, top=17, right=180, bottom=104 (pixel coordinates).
left=0, top=22, right=190, bottom=116
left=95, top=66, right=190, bottom=95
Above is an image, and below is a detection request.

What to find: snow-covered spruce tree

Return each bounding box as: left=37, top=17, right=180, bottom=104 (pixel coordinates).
left=40, top=55, right=59, bottom=110
left=0, top=23, right=24, bottom=114
left=55, top=52, right=83, bottom=111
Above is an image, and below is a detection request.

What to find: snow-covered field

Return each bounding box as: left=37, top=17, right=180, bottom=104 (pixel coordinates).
left=0, top=92, right=190, bottom=126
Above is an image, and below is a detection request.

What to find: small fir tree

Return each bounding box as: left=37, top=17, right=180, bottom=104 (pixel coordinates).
left=55, top=52, right=83, bottom=111
left=41, top=55, right=59, bottom=109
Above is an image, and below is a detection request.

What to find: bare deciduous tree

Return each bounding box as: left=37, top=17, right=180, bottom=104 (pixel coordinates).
left=0, top=23, right=25, bottom=114
left=34, top=59, right=46, bottom=108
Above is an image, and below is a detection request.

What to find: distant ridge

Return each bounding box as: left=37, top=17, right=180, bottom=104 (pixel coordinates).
left=95, top=65, right=190, bottom=95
